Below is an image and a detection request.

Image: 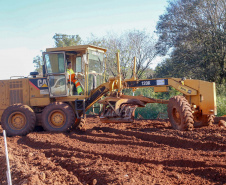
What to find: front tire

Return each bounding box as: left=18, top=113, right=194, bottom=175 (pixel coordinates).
left=193, top=113, right=214, bottom=127
left=167, top=96, right=194, bottom=131
left=1, top=104, right=36, bottom=136
left=42, top=102, right=75, bottom=132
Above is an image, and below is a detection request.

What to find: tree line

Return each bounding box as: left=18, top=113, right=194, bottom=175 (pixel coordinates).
left=155, top=0, right=225, bottom=86
left=33, top=0, right=225, bottom=86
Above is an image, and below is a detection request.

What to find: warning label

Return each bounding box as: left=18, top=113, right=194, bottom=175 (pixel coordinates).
left=40, top=89, right=49, bottom=94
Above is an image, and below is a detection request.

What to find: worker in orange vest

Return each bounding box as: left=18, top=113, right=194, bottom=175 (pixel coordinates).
left=67, top=62, right=83, bottom=95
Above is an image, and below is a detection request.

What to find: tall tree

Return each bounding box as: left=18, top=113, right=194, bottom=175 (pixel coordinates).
left=33, top=55, right=43, bottom=74
left=87, top=30, right=158, bottom=80
left=155, top=0, right=226, bottom=84
left=33, top=33, right=82, bottom=73
left=53, top=33, right=82, bottom=47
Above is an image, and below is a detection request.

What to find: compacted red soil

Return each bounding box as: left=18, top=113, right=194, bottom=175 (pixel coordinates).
left=0, top=117, right=226, bottom=185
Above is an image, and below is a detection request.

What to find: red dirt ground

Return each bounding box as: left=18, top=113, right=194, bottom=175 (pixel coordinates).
left=0, top=117, right=226, bottom=185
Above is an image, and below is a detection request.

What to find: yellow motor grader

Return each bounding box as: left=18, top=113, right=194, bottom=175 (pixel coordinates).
left=0, top=45, right=216, bottom=136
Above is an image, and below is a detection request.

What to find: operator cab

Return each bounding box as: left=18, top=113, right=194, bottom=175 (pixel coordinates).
left=43, top=45, right=106, bottom=98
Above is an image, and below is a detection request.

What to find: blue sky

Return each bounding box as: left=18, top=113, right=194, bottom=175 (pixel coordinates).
left=0, top=0, right=168, bottom=79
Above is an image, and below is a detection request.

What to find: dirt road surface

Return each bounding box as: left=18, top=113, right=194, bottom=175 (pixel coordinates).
left=0, top=117, right=226, bottom=185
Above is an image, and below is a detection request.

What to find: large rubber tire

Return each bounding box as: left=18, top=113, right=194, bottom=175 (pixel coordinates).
left=194, top=114, right=215, bottom=127
left=1, top=104, right=36, bottom=136
left=167, top=96, right=194, bottom=131
left=74, top=118, right=86, bottom=130
left=41, top=102, right=75, bottom=132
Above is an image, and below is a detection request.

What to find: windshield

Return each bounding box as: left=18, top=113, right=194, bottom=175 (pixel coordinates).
left=88, top=50, right=104, bottom=74
left=43, top=52, right=68, bottom=97
left=88, top=50, right=104, bottom=92
left=44, top=53, right=65, bottom=74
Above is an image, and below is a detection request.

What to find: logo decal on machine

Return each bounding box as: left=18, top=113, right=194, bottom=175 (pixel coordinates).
left=29, top=78, right=48, bottom=90
left=178, top=85, right=192, bottom=94
left=37, top=79, right=48, bottom=88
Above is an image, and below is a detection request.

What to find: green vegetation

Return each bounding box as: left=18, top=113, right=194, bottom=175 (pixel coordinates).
left=217, top=96, right=226, bottom=116
left=53, top=33, right=81, bottom=47
left=155, top=0, right=225, bottom=85
left=216, top=84, right=226, bottom=116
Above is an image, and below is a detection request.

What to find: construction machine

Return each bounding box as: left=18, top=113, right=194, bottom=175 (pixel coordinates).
left=0, top=45, right=217, bottom=136
left=98, top=54, right=216, bottom=131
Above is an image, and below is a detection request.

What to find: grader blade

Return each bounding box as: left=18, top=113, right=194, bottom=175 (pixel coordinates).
left=99, top=104, right=137, bottom=123
left=99, top=97, right=144, bottom=123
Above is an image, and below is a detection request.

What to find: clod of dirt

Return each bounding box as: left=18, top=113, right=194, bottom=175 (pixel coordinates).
left=20, top=179, right=28, bottom=185
left=39, top=172, right=46, bottom=181
left=218, top=120, right=226, bottom=128
left=92, top=179, right=97, bottom=185
left=28, top=174, right=43, bottom=185
left=27, top=152, right=33, bottom=158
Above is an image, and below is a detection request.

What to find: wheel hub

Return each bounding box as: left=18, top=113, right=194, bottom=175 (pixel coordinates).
left=175, top=111, right=180, bottom=119
left=172, top=108, right=181, bottom=125
left=9, top=112, right=26, bottom=130
left=49, top=111, right=65, bottom=128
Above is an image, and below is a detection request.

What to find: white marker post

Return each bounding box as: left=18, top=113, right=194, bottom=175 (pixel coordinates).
left=3, top=130, right=12, bottom=185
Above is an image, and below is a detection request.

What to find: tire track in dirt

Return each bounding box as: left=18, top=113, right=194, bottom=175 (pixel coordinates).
left=70, top=132, right=165, bottom=149
left=164, top=165, right=226, bottom=184
left=199, top=152, right=226, bottom=158
left=17, top=131, right=226, bottom=184
left=69, top=134, right=226, bottom=166
left=19, top=134, right=150, bottom=184
left=1, top=117, right=226, bottom=185
left=18, top=134, right=148, bottom=184
left=15, top=138, right=160, bottom=184
left=0, top=155, right=7, bottom=184
left=76, top=129, right=226, bottom=159
left=86, top=129, right=138, bottom=141
left=22, top=132, right=226, bottom=169
left=16, top=134, right=169, bottom=184
left=18, top=134, right=156, bottom=165
left=112, top=120, right=226, bottom=144
left=2, top=137, right=82, bottom=185
left=43, top=149, right=115, bottom=184
left=93, top=127, right=226, bottom=151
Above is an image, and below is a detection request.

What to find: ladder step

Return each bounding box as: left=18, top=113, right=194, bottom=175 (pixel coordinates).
left=75, top=99, right=85, bottom=119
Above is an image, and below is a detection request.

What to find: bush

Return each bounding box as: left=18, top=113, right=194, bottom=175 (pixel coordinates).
left=135, top=103, right=168, bottom=119
left=216, top=84, right=226, bottom=116
left=217, top=96, right=226, bottom=116
left=132, top=87, right=180, bottom=119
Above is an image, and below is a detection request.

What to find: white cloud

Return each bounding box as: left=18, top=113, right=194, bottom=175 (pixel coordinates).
left=0, top=48, right=41, bottom=80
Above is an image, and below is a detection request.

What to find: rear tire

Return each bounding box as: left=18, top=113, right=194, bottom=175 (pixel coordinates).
left=74, top=118, right=86, bottom=130
left=167, top=96, right=194, bottom=131
left=42, top=102, right=75, bottom=132
left=1, top=104, right=36, bottom=136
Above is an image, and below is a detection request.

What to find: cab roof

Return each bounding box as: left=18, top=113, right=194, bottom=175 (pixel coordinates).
left=46, top=45, right=107, bottom=53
